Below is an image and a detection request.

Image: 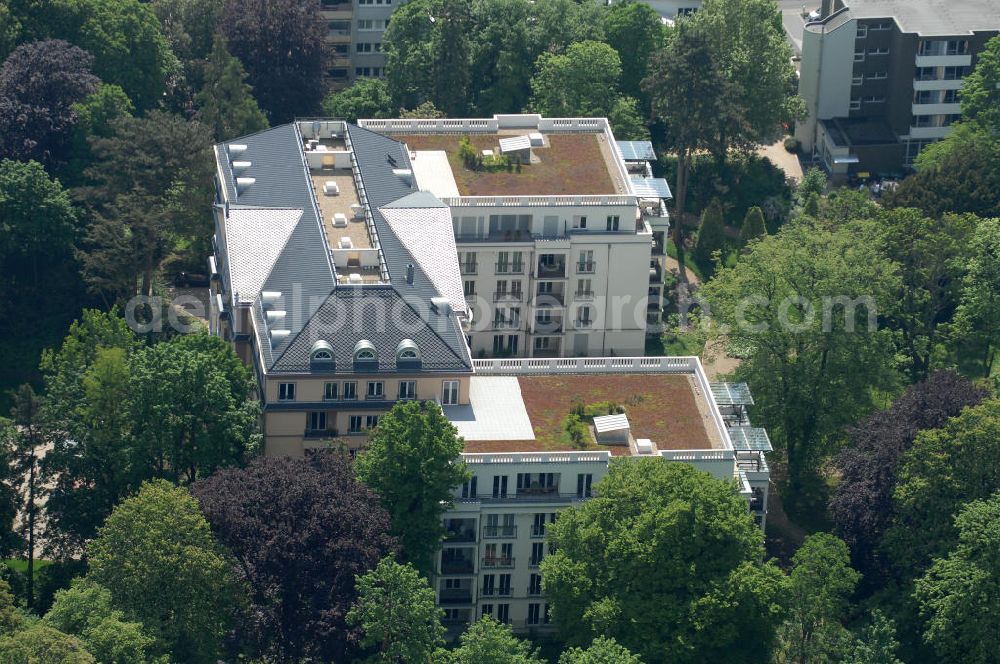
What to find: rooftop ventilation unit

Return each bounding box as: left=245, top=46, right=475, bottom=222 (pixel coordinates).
left=236, top=177, right=255, bottom=193
left=393, top=168, right=413, bottom=186
left=228, top=144, right=247, bottom=156
left=261, top=291, right=281, bottom=305
left=232, top=160, right=252, bottom=173
left=270, top=329, right=290, bottom=347
left=636, top=438, right=654, bottom=454
left=430, top=297, right=451, bottom=315
left=265, top=310, right=286, bottom=323
left=406, top=263, right=414, bottom=285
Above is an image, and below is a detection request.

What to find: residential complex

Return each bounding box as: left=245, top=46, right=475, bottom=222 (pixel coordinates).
left=207, top=115, right=767, bottom=633
left=320, top=0, right=394, bottom=86
left=795, top=0, right=1000, bottom=179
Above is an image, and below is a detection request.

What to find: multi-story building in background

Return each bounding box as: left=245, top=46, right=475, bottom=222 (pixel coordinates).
left=206, top=115, right=765, bottom=635
left=795, top=0, right=1000, bottom=180
left=320, top=0, right=394, bottom=87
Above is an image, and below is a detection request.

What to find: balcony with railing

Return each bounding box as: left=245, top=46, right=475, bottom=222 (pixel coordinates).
left=573, top=290, right=595, bottom=301
left=529, top=556, right=543, bottom=569
left=440, top=550, right=476, bottom=575
left=492, top=317, right=521, bottom=330
left=573, top=319, right=594, bottom=330
left=576, top=261, right=596, bottom=274
left=460, top=262, right=478, bottom=275
left=439, top=588, right=474, bottom=605
left=533, top=317, right=564, bottom=335
left=482, top=525, right=517, bottom=539
left=530, top=524, right=546, bottom=538
left=304, top=428, right=338, bottom=439
left=495, top=262, right=526, bottom=275
left=444, top=518, right=477, bottom=543
left=649, top=263, right=663, bottom=284
left=536, top=258, right=566, bottom=279
left=480, top=586, right=514, bottom=598
left=493, top=291, right=524, bottom=302
left=482, top=557, right=516, bottom=569
left=533, top=291, right=565, bottom=307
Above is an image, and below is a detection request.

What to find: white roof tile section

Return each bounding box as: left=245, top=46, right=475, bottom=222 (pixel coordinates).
left=444, top=377, right=535, bottom=441
left=225, top=208, right=303, bottom=304
left=379, top=200, right=467, bottom=314
left=593, top=413, right=630, bottom=433
left=410, top=151, right=460, bottom=198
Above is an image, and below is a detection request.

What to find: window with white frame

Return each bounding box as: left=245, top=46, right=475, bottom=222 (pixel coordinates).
left=349, top=415, right=362, bottom=433
left=324, top=382, right=338, bottom=400
left=398, top=380, right=416, bottom=400
left=278, top=383, right=296, bottom=400
left=343, top=381, right=358, bottom=400
left=442, top=380, right=459, bottom=405
left=366, top=381, right=384, bottom=399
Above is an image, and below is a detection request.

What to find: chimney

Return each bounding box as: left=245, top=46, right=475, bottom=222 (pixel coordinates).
left=406, top=263, right=414, bottom=284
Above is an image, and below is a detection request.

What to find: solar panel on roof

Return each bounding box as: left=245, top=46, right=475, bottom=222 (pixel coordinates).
left=728, top=427, right=773, bottom=452
left=710, top=382, right=754, bottom=406
left=630, top=176, right=673, bottom=200
left=616, top=140, right=656, bottom=161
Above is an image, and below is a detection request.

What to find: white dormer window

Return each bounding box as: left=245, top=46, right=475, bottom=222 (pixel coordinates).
left=310, top=341, right=335, bottom=364
left=355, top=340, right=377, bottom=362
left=312, top=349, right=332, bottom=360
left=357, top=349, right=375, bottom=359
left=396, top=339, right=420, bottom=361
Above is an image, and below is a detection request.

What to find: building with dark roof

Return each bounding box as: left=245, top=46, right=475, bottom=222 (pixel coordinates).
left=795, top=0, right=1000, bottom=179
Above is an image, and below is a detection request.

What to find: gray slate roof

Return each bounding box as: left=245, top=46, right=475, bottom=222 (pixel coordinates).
left=844, top=0, right=1000, bottom=35
left=216, top=122, right=472, bottom=375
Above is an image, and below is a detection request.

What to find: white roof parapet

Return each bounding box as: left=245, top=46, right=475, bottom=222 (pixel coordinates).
left=462, top=451, right=611, bottom=464
left=472, top=356, right=698, bottom=375
left=442, top=194, right=636, bottom=208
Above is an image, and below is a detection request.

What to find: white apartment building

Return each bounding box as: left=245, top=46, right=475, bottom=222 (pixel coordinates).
left=359, top=115, right=671, bottom=357
left=207, top=117, right=766, bottom=637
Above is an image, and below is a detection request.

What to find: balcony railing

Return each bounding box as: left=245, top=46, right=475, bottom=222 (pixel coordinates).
left=440, top=559, right=475, bottom=575
left=536, top=263, right=566, bottom=279
left=445, top=529, right=477, bottom=543
left=480, top=587, right=513, bottom=597
left=304, top=428, right=338, bottom=439
left=492, top=319, right=521, bottom=330
left=650, top=266, right=662, bottom=283
left=574, top=319, right=594, bottom=329
left=533, top=321, right=563, bottom=335
left=527, top=586, right=543, bottom=596
left=574, top=291, right=594, bottom=300
left=439, top=589, right=474, bottom=605
left=529, top=557, right=543, bottom=568
left=493, top=291, right=524, bottom=302
left=460, top=263, right=478, bottom=275
left=530, top=524, right=546, bottom=538
left=495, top=262, right=525, bottom=274
left=480, top=492, right=579, bottom=504
left=482, top=525, right=517, bottom=538
left=482, top=557, right=516, bottom=569
left=576, top=261, right=596, bottom=274
left=533, top=292, right=564, bottom=307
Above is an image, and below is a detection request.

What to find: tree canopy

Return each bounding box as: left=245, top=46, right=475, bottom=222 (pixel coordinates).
left=354, top=400, right=468, bottom=576
left=446, top=616, right=545, bottom=664
left=88, top=480, right=236, bottom=663
left=558, top=636, right=644, bottom=664
left=194, top=34, right=267, bottom=142
left=193, top=452, right=397, bottom=662
left=542, top=459, right=785, bottom=664
left=528, top=40, right=622, bottom=118
left=322, top=78, right=394, bottom=123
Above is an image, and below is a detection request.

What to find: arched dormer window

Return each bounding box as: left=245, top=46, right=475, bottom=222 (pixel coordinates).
left=354, top=340, right=377, bottom=362
left=396, top=339, right=420, bottom=360
left=310, top=341, right=335, bottom=368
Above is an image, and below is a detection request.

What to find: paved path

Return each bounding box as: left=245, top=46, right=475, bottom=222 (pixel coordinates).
left=758, top=139, right=805, bottom=183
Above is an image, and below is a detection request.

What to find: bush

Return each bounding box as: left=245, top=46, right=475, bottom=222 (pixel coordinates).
left=563, top=414, right=590, bottom=448
left=783, top=136, right=801, bottom=153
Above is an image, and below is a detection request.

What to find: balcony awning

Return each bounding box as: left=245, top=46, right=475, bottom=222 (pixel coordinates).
left=728, top=426, right=773, bottom=452
left=710, top=382, right=754, bottom=406
left=617, top=140, right=656, bottom=161
left=630, top=176, right=672, bottom=200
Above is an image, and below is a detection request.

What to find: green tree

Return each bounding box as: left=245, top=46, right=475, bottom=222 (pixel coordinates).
left=844, top=611, right=902, bottom=664
left=528, top=40, right=623, bottom=117
left=64, top=84, right=135, bottom=185
left=608, top=96, right=650, bottom=141
left=694, top=199, right=726, bottom=266
left=776, top=534, right=860, bottom=664
left=468, top=0, right=536, bottom=114
left=0, top=579, right=23, bottom=636
left=150, top=0, right=225, bottom=66
left=430, top=0, right=473, bottom=116
left=0, top=159, right=79, bottom=299
left=603, top=0, right=664, bottom=104
left=447, top=616, right=545, bottom=664
left=954, top=217, right=1000, bottom=375
left=0, top=624, right=95, bottom=663
left=796, top=167, right=827, bottom=204
left=195, top=34, right=268, bottom=142
left=9, top=384, right=45, bottom=609
left=398, top=101, right=446, bottom=119
left=740, top=206, right=767, bottom=245
left=354, top=401, right=467, bottom=576
left=913, top=492, right=1000, bottom=664
left=884, top=124, right=1000, bottom=219
left=127, top=332, right=260, bottom=484
left=644, top=21, right=734, bottom=259
left=542, top=459, right=785, bottom=664
left=44, top=578, right=159, bottom=664
left=322, top=78, right=394, bottom=123
left=78, top=111, right=214, bottom=300
left=701, top=220, right=900, bottom=499
left=347, top=556, right=444, bottom=663
left=877, top=208, right=974, bottom=381
left=88, top=480, right=236, bottom=663
left=559, top=636, right=644, bottom=664
left=690, top=0, right=804, bottom=159
left=958, top=34, right=1000, bottom=133
left=383, top=0, right=437, bottom=111
left=885, top=399, right=1000, bottom=572
left=40, top=309, right=140, bottom=556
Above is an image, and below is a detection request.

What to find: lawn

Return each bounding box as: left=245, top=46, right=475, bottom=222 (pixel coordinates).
left=396, top=133, right=619, bottom=196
